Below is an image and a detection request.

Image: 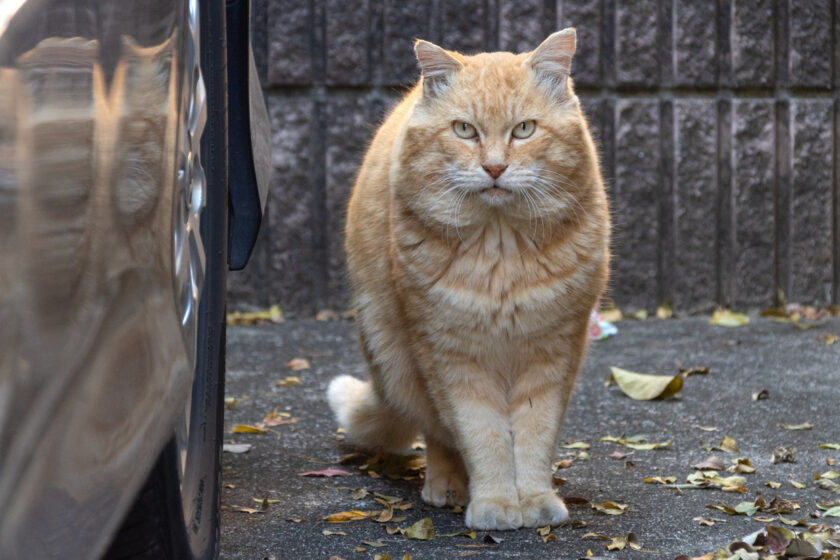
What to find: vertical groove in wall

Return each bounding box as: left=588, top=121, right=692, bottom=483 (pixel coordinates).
left=657, top=0, right=673, bottom=88
left=716, top=0, right=731, bottom=87
left=775, top=100, right=791, bottom=303
left=311, top=0, right=328, bottom=308
left=717, top=99, right=733, bottom=306
left=833, top=0, right=840, bottom=303
left=657, top=0, right=674, bottom=304
left=486, top=0, right=499, bottom=51
left=658, top=99, right=675, bottom=305
left=774, top=0, right=790, bottom=303
left=775, top=0, right=789, bottom=88
left=311, top=0, right=326, bottom=85
left=601, top=0, right=615, bottom=88
left=714, top=0, right=731, bottom=305
left=600, top=0, right=616, bottom=188
left=543, top=0, right=557, bottom=36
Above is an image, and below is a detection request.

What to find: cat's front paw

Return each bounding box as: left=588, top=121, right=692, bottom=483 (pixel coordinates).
left=519, top=492, right=568, bottom=527
left=421, top=471, right=468, bottom=507
left=465, top=498, right=523, bottom=530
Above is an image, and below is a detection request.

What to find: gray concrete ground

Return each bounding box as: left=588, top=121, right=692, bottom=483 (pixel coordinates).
left=220, top=316, right=840, bottom=560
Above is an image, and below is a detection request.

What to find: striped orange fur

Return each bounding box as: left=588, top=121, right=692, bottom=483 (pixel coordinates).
left=328, top=28, right=610, bottom=530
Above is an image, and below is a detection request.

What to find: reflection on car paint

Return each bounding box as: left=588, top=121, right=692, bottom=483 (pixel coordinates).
left=0, top=1, right=206, bottom=558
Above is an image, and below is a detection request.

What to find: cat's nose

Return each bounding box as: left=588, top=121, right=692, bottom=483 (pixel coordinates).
left=482, top=164, right=507, bottom=179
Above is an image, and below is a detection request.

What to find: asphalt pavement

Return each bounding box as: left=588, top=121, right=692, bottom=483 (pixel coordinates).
left=220, top=315, right=840, bottom=560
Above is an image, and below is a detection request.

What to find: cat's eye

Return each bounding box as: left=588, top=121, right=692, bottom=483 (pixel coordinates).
left=512, top=120, right=536, bottom=139
left=453, top=121, right=478, bottom=139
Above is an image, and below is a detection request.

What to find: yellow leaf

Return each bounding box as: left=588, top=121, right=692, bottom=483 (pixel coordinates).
left=788, top=475, right=806, bottom=489
left=562, top=441, right=591, bottom=450
left=276, top=376, right=301, bottom=387
left=591, top=502, right=629, bottom=515
left=601, top=308, right=623, bottom=322
left=609, top=366, right=683, bottom=400
left=322, top=530, right=346, bottom=536
left=765, top=481, right=781, bottom=489
left=323, top=510, right=373, bottom=522
left=287, top=358, right=310, bottom=371
left=819, top=333, right=838, bottom=345
left=404, top=517, right=435, bottom=540
left=709, top=309, right=749, bottom=327
left=656, top=303, right=673, bottom=319
left=718, top=436, right=739, bottom=453
left=645, top=476, right=677, bottom=485
left=226, top=305, right=284, bottom=325
left=232, top=424, right=267, bottom=434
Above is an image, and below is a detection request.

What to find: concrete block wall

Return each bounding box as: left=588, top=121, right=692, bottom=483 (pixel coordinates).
left=230, top=0, right=840, bottom=315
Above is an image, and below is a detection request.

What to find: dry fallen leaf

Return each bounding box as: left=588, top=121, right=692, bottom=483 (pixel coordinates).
left=752, top=389, right=769, bottom=401
left=656, top=303, right=673, bottom=319
left=606, top=533, right=641, bottom=551
left=687, top=471, right=747, bottom=491
left=709, top=309, right=749, bottom=327
left=225, top=505, right=261, bottom=514
left=222, top=443, right=252, bottom=454
left=815, top=470, right=840, bottom=480
left=287, top=358, right=310, bottom=371
left=562, top=441, right=591, bottom=450
left=226, top=305, right=284, bottom=325
left=601, top=435, right=673, bottom=450
left=553, top=459, right=573, bottom=470
left=232, top=425, right=267, bottom=434
left=779, top=422, right=814, bottom=431
left=728, top=457, right=756, bottom=474
left=693, top=456, right=726, bottom=470
left=323, top=510, right=374, bottom=522
left=773, top=446, right=797, bottom=463
left=224, top=396, right=240, bottom=409
left=644, top=476, right=677, bottom=485
left=297, top=468, right=354, bottom=478
left=609, top=366, right=683, bottom=400
left=788, top=474, right=806, bottom=489
left=765, top=481, right=781, bottom=489
left=322, top=529, right=346, bottom=536
left=591, top=502, right=628, bottom=515
left=404, top=517, right=435, bottom=540
left=819, top=443, right=840, bottom=450
left=819, top=333, right=838, bottom=345
left=276, top=376, right=301, bottom=387
left=680, top=367, right=710, bottom=378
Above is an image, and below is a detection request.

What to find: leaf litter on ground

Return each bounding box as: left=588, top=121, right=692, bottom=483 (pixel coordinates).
left=286, top=357, right=310, bottom=371
left=710, top=309, right=750, bottom=327
left=601, top=435, right=673, bottom=450
left=226, top=304, right=283, bottom=325
left=608, top=366, right=683, bottom=400
left=296, top=468, right=354, bottom=477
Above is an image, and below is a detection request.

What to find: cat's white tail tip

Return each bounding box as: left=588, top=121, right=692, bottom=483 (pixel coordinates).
left=326, top=374, right=416, bottom=452
left=327, top=375, right=367, bottom=429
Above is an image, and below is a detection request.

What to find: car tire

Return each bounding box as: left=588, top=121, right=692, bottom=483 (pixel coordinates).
left=102, top=0, right=228, bottom=558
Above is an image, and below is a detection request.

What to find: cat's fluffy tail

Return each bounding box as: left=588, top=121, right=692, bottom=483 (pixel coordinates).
left=327, top=375, right=416, bottom=452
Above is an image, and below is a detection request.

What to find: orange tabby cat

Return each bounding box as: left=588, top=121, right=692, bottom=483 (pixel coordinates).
left=328, top=28, right=610, bottom=530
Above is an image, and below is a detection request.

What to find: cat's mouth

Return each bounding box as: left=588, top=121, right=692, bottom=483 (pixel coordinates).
left=480, top=185, right=511, bottom=197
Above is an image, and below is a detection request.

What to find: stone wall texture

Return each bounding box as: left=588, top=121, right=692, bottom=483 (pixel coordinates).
left=230, top=0, right=840, bottom=316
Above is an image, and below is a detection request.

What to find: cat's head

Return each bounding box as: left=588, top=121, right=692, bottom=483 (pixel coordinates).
left=396, top=29, right=596, bottom=238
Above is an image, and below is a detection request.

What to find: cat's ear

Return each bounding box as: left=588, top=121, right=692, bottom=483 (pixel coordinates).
left=414, top=39, right=463, bottom=98
left=524, top=28, right=576, bottom=99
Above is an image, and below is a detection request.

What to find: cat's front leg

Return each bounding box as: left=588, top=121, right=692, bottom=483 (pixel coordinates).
left=510, top=369, right=574, bottom=528
left=438, top=370, right=522, bottom=530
